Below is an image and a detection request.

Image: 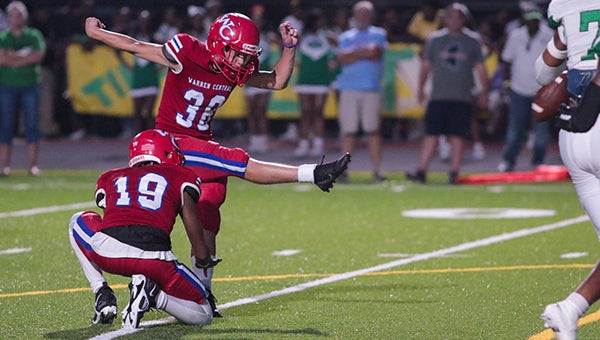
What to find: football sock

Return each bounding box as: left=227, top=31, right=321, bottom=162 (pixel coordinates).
left=298, top=164, right=316, bottom=182
left=191, top=256, right=213, bottom=291
left=566, top=292, right=589, bottom=317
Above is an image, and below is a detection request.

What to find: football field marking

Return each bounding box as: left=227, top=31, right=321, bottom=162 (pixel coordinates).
left=0, top=202, right=95, bottom=218
left=89, top=214, right=590, bottom=339
left=0, top=247, right=31, bottom=255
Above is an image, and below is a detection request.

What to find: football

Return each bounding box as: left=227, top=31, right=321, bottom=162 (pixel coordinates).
left=531, top=72, right=569, bottom=122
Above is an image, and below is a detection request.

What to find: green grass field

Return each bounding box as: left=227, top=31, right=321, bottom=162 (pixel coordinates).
left=1, top=170, right=598, bottom=339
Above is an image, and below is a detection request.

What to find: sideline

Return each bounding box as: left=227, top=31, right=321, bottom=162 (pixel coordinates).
left=88, top=215, right=590, bottom=339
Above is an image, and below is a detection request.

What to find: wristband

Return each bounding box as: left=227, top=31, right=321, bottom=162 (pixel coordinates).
left=283, top=43, right=297, bottom=48
left=195, top=257, right=210, bottom=268
left=546, top=38, right=567, bottom=60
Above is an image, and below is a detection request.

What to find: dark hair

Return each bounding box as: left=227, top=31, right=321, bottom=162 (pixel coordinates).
left=303, top=8, right=323, bottom=34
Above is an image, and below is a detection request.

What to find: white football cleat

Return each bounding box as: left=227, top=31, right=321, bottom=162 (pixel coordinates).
left=541, top=302, right=578, bottom=340
left=121, top=274, right=158, bottom=328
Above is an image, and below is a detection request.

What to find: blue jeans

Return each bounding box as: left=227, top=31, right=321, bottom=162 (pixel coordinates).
left=0, top=84, right=40, bottom=144
left=502, top=90, right=550, bottom=167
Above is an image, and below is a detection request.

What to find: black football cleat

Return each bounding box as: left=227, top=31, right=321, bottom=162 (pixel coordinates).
left=313, top=153, right=351, bottom=192
left=206, top=289, right=222, bottom=318
left=92, top=282, right=118, bottom=324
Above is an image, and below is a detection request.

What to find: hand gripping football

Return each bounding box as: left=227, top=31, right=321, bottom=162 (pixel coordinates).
left=531, top=72, right=569, bottom=122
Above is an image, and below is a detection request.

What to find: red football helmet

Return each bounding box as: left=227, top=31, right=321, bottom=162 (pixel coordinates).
left=207, top=12, right=261, bottom=86
left=128, top=129, right=185, bottom=167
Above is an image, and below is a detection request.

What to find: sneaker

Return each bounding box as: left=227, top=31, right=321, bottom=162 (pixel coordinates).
left=248, top=135, right=266, bottom=154
left=29, top=166, right=41, bottom=176
left=373, top=171, right=387, bottom=182
left=92, top=282, right=117, bottom=324
left=309, top=138, right=324, bottom=157
left=313, top=153, right=351, bottom=192
left=541, top=302, right=579, bottom=340
left=206, top=289, right=222, bottom=318
left=406, top=170, right=426, bottom=183
left=448, top=171, right=458, bottom=185
left=69, top=129, right=86, bottom=141
left=472, top=142, right=486, bottom=160
left=122, top=274, right=159, bottom=328
left=497, top=160, right=513, bottom=172
left=294, top=139, right=309, bottom=158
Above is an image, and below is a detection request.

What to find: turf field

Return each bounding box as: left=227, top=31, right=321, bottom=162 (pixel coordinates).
left=1, top=170, right=598, bottom=339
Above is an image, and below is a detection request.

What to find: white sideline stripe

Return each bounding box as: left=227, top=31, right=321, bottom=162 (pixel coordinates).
left=0, top=202, right=95, bottom=218
left=89, top=214, right=589, bottom=339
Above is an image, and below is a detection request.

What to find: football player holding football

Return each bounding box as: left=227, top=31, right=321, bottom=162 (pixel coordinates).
left=84, top=13, right=350, bottom=317
left=535, top=1, right=600, bottom=339
left=69, top=129, right=221, bottom=328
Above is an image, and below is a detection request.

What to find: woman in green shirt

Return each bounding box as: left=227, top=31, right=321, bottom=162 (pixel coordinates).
left=0, top=1, right=45, bottom=176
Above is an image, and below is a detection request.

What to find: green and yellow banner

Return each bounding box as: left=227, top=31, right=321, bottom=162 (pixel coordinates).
left=67, top=42, right=427, bottom=119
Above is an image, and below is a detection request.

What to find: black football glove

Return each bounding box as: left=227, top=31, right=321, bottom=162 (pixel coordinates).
left=195, top=256, right=223, bottom=275
left=555, top=100, right=577, bottom=132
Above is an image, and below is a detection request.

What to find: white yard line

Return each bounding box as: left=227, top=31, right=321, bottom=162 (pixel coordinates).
left=0, top=202, right=95, bottom=218
left=89, top=214, right=590, bottom=339
left=0, top=247, right=31, bottom=255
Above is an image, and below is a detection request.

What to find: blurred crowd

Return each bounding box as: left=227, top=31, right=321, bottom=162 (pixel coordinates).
left=6, top=0, right=551, bottom=152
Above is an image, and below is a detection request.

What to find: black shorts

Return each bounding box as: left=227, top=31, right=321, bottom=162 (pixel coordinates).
left=424, top=101, right=473, bottom=138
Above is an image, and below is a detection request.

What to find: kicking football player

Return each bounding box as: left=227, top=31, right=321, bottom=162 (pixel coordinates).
left=84, top=13, right=350, bottom=317
left=69, top=129, right=221, bottom=328
left=535, top=1, right=600, bottom=339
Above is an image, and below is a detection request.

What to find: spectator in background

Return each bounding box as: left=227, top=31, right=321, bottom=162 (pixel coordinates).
left=110, top=6, right=133, bottom=36
left=186, top=5, right=208, bottom=40
left=381, top=7, right=405, bottom=44
left=336, top=1, right=387, bottom=182
left=406, top=2, right=488, bottom=184
left=478, top=16, right=509, bottom=140
left=294, top=8, right=337, bottom=158
left=153, top=6, right=181, bottom=44
left=278, top=0, right=309, bottom=143
left=0, top=1, right=46, bottom=176
left=326, top=6, right=350, bottom=47
left=407, top=0, right=443, bottom=44
left=203, top=0, right=223, bottom=35
left=111, top=7, right=135, bottom=139
left=282, top=0, right=307, bottom=34
left=497, top=7, right=553, bottom=172
left=245, top=4, right=275, bottom=154
left=30, top=7, right=59, bottom=138
left=127, top=10, right=160, bottom=134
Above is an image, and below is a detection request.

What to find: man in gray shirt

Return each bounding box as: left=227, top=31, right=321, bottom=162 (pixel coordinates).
left=406, top=2, right=488, bottom=184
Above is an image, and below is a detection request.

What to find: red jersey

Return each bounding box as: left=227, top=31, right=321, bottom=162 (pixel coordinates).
left=94, top=164, right=201, bottom=235
left=155, top=33, right=258, bottom=140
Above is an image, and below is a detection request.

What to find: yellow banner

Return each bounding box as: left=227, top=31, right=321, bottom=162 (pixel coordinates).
left=66, top=42, right=430, bottom=119
left=67, top=44, right=134, bottom=116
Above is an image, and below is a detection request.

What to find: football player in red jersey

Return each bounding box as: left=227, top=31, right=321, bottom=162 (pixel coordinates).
left=69, top=129, right=221, bottom=328
left=84, top=13, right=350, bottom=316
